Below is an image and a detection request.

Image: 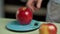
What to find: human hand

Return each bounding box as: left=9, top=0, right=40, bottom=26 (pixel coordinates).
left=26, top=0, right=42, bottom=12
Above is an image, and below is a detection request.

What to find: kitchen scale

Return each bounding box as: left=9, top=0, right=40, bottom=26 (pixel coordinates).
left=6, top=20, right=41, bottom=32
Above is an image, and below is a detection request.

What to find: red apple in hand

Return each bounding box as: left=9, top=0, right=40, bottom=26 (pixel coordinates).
left=16, top=7, right=33, bottom=25
left=39, top=23, right=57, bottom=34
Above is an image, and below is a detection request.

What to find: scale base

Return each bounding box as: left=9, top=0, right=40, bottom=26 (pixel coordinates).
left=6, top=20, right=41, bottom=32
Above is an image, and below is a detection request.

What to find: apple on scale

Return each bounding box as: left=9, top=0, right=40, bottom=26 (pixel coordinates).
left=16, top=7, right=33, bottom=25
left=6, top=7, right=41, bottom=32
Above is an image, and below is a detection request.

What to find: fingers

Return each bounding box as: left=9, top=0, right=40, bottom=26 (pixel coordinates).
left=26, top=0, right=42, bottom=12
left=37, top=0, right=42, bottom=8
left=26, top=0, right=35, bottom=12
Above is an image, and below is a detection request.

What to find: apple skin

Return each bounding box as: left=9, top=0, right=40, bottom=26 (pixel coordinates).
left=39, top=23, right=57, bottom=34
left=16, top=7, right=33, bottom=25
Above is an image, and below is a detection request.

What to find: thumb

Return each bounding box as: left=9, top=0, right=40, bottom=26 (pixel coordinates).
left=36, top=0, right=42, bottom=8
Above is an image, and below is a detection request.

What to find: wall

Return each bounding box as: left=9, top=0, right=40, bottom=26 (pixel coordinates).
left=0, top=0, right=4, bottom=18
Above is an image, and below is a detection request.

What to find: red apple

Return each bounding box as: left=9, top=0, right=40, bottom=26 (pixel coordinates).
left=16, top=7, right=33, bottom=25
left=39, top=23, right=57, bottom=34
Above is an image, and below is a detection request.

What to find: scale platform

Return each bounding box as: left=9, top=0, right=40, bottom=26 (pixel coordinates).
left=6, top=20, right=41, bottom=32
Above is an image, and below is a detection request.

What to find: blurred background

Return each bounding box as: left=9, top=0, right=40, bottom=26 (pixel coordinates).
left=0, top=0, right=49, bottom=21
